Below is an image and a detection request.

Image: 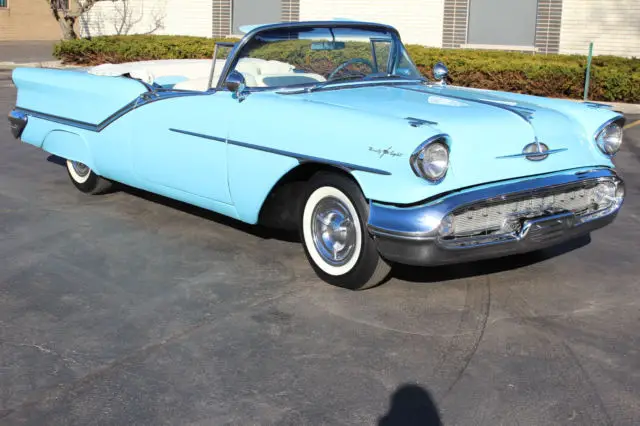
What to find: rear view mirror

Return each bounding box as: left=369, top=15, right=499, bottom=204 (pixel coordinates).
left=311, top=41, right=346, bottom=51
left=225, top=70, right=246, bottom=93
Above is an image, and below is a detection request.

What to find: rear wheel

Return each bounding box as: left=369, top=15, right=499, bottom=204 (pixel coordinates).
left=66, top=160, right=113, bottom=195
left=300, top=172, right=391, bottom=290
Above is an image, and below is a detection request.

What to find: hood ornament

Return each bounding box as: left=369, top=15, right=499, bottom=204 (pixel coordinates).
left=522, top=142, right=551, bottom=161
left=497, top=141, right=567, bottom=161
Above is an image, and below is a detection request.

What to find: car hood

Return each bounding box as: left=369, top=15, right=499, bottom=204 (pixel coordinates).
left=290, top=82, right=612, bottom=203
left=303, top=83, right=587, bottom=154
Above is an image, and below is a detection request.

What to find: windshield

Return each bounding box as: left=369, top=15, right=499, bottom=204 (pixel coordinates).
left=226, top=26, right=423, bottom=90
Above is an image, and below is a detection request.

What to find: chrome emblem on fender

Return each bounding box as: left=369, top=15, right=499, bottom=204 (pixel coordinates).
left=496, top=141, right=567, bottom=161
left=522, top=142, right=550, bottom=161
left=368, top=146, right=403, bottom=158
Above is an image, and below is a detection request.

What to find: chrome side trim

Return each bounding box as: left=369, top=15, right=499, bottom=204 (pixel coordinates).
left=14, top=107, right=98, bottom=132
left=398, top=86, right=536, bottom=125
left=168, top=128, right=226, bottom=143
left=14, top=90, right=212, bottom=133
left=368, top=167, right=620, bottom=240
left=169, top=128, right=392, bottom=176
left=406, top=117, right=438, bottom=127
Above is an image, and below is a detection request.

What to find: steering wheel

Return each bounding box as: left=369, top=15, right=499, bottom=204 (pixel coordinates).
left=327, top=58, right=375, bottom=81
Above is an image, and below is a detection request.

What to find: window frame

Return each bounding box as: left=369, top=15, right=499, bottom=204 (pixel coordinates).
left=0, top=0, right=9, bottom=10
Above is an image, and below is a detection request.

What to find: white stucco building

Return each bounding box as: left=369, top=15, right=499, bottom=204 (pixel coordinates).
left=80, top=0, right=640, bottom=57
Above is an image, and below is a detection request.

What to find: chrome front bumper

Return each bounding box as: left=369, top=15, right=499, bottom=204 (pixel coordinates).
left=368, top=168, right=624, bottom=266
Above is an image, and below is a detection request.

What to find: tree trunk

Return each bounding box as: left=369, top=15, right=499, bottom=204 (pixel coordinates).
left=60, top=16, right=79, bottom=40
left=48, top=0, right=99, bottom=40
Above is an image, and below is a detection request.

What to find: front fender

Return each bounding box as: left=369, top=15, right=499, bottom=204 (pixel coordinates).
left=226, top=92, right=440, bottom=223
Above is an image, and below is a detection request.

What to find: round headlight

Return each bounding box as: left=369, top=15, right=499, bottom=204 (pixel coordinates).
left=596, top=121, right=623, bottom=155
left=411, top=140, right=450, bottom=182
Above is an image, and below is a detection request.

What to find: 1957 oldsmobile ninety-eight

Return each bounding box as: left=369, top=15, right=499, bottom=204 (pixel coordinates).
left=8, top=21, right=626, bottom=290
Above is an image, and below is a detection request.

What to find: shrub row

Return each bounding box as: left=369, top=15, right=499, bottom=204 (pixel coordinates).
left=53, top=35, right=640, bottom=103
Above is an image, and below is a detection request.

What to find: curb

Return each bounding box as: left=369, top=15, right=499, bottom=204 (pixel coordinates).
left=0, top=61, right=81, bottom=70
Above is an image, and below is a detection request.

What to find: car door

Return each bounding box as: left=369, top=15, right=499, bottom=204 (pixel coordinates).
left=130, top=92, right=237, bottom=204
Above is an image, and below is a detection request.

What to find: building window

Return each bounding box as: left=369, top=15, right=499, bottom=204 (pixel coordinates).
left=213, top=0, right=232, bottom=37
left=466, top=0, right=538, bottom=51
left=535, top=0, right=563, bottom=54
left=281, top=0, right=300, bottom=22
left=0, top=0, right=8, bottom=9
left=442, top=0, right=470, bottom=49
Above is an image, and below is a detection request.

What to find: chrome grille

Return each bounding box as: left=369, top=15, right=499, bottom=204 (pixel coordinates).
left=451, top=184, right=600, bottom=237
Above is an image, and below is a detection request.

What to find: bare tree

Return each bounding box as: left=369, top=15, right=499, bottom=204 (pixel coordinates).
left=112, top=0, right=164, bottom=35
left=80, top=0, right=166, bottom=38
left=47, top=0, right=102, bottom=40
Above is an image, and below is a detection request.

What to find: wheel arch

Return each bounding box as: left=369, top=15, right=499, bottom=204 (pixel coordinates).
left=41, top=130, right=98, bottom=174
left=257, top=161, right=366, bottom=231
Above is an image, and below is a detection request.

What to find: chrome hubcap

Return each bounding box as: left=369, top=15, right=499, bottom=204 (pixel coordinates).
left=311, top=197, right=357, bottom=266
left=71, top=161, right=90, bottom=177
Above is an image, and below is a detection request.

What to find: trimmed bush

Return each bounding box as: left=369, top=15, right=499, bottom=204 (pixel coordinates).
left=53, top=35, right=640, bottom=103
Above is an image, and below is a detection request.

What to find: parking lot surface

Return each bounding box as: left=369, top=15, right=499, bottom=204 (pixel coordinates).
left=1, top=75, right=639, bottom=425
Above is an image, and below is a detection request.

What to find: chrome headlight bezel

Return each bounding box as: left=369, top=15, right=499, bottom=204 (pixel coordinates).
left=410, top=134, right=450, bottom=183
left=595, top=117, right=625, bottom=157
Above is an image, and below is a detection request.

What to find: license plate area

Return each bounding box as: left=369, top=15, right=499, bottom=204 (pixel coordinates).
left=519, top=212, right=576, bottom=243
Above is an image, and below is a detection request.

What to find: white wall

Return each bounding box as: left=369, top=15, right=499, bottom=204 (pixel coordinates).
left=559, top=0, right=640, bottom=57
left=80, top=0, right=213, bottom=38
left=299, top=0, right=444, bottom=47
left=162, top=0, right=214, bottom=37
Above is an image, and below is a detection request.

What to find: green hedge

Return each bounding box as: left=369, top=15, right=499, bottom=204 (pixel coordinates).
left=53, top=35, right=640, bottom=103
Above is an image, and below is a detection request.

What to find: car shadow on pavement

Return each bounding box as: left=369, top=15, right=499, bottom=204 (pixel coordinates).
left=47, top=155, right=592, bottom=282
left=46, top=155, right=301, bottom=243
left=378, top=384, right=443, bottom=426
left=392, top=234, right=591, bottom=284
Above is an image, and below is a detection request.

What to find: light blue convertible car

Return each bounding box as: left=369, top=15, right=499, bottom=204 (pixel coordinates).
left=8, top=21, right=626, bottom=290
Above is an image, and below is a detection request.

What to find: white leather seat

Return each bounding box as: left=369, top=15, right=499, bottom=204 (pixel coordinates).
left=89, top=57, right=322, bottom=91
left=173, top=73, right=258, bottom=91
left=254, top=73, right=326, bottom=87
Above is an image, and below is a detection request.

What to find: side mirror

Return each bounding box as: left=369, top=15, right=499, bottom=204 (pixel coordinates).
left=433, top=62, right=449, bottom=85
left=225, top=70, right=246, bottom=93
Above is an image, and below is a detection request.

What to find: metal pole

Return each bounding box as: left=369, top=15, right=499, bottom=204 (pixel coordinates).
left=584, top=42, right=594, bottom=101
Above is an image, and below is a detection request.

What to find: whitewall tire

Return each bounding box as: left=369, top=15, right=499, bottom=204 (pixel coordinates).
left=300, top=172, right=391, bottom=290
left=65, top=160, right=113, bottom=195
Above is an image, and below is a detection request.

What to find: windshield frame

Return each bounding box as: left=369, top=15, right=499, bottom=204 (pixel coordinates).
left=215, top=21, right=423, bottom=92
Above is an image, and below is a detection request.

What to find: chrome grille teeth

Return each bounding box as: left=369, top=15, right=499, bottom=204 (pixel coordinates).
left=451, top=185, right=600, bottom=238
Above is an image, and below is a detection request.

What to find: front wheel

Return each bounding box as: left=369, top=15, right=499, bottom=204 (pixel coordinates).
left=66, top=160, right=113, bottom=195
left=300, top=172, right=391, bottom=290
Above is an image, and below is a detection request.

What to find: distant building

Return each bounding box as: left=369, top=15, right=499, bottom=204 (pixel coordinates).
left=0, top=0, right=63, bottom=41
left=2, top=0, right=638, bottom=58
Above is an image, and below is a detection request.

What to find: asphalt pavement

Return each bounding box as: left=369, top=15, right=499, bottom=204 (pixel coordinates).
left=0, top=77, right=639, bottom=426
